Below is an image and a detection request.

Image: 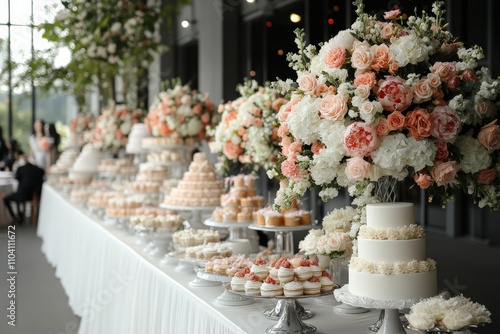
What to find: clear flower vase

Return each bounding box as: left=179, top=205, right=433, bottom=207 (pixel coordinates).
left=332, top=257, right=367, bottom=314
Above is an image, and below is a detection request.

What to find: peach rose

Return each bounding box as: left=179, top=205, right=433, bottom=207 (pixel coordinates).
left=388, top=58, right=399, bottom=74
left=288, top=141, right=303, bottom=158
left=298, top=72, right=317, bottom=94
left=343, top=122, right=380, bottom=156
left=315, top=84, right=329, bottom=96
left=159, top=123, right=172, bottom=137
left=281, top=159, right=300, bottom=180
left=413, top=79, right=434, bottom=103
left=383, top=9, right=401, bottom=20
left=311, top=141, right=325, bottom=154
left=431, top=106, right=461, bottom=142
left=375, top=118, right=390, bottom=136
left=477, top=120, right=500, bottom=152
left=387, top=111, right=405, bottom=130
left=354, top=72, right=377, bottom=88
left=319, top=94, right=348, bottom=121
left=477, top=169, right=497, bottom=185
left=279, top=97, right=301, bottom=122
left=355, top=85, right=371, bottom=99
left=475, top=99, right=491, bottom=116
left=345, top=157, right=371, bottom=181
left=325, top=46, right=346, bottom=68
left=379, top=23, right=394, bottom=40
left=426, top=73, right=441, bottom=88
left=376, top=76, right=413, bottom=112
left=272, top=98, right=287, bottom=112
left=461, top=69, right=477, bottom=83
left=371, top=44, right=390, bottom=71
left=405, top=108, right=433, bottom=140
left=223, top=140, right=242, bottom=160
left=351, top=46, right=373, bottom=71
left=413, top=172, right=434, bottom=189
left=430, top=62, right=455, bottom=82
left=431, top=161, right=458, bottom=186
left=434, top=140, right=449, bottom=160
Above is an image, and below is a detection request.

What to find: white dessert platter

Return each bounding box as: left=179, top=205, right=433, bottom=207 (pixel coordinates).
left=334, top=285, right=423, bottom=334
left=225, top=283, right=335, bottom=334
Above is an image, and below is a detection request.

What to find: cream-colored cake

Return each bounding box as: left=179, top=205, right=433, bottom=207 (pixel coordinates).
left=163, top=152, right=224, bottom=207
left=348, top=202, right=437, bottom=301
left=136, top=163, right=169, bottom=182
left=126, top=124, right=150, bottom=154
left=68, top=144, right=102, bottom=182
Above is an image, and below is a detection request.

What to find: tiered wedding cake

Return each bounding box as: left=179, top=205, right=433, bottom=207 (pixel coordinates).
left=68, top=144, right=103, bottom=182
left=348, top=203, right=437, bottom=300
left=126, top=123, right=150, bottom=154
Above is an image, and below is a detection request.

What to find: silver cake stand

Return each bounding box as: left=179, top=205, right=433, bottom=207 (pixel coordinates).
left=335, top=285, right=422, bottom=334
left=160, top=204, right=216, bottom=230
left=225, top=283, right=333, bottom=334
left=204, top=218, right=260, bottom=253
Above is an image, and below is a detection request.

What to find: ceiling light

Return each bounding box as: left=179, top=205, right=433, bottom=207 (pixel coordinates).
left=181, top=20, right=190, bottom=28
left=290, top=13, right=301, bottom=23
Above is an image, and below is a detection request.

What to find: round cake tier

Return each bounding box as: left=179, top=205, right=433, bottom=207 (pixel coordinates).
left=357, top=238, right=426, bottom=262
left=366, top=202, right=414, bottom=229
left=348, top=268, right=437, bottom=301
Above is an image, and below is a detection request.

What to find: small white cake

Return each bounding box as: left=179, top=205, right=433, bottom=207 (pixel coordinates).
left=126, top=124, right=150, bottom=154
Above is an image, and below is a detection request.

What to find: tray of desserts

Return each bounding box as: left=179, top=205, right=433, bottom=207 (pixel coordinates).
left=160, top=204, right=218, bottom=212
left=248, top=224, right=315, bottom=232
left=195, top=267, right=232, bottom=283
left=224, top=283, right=337, bottom=299
left=204, top=218, right=254, bottom=228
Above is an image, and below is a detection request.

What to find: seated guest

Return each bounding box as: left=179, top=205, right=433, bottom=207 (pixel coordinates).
left=3, top=138, right=19, bottom=172
left=3, top=149, right=45, bottom=225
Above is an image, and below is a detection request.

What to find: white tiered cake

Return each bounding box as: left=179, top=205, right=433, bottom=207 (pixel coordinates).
left=126, top=123, right=150, bottom=154
left=348, top=203, right=437, bottom=301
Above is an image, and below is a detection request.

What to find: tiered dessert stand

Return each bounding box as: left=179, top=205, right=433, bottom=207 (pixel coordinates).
left=249, top=223, right=316, bottom=320
left=334, top=285, right=421, bottom=334
left=203, top=218, right=260, bottom=253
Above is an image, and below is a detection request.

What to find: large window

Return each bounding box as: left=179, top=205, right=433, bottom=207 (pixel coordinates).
left=0, top=0, right=75, bottom=153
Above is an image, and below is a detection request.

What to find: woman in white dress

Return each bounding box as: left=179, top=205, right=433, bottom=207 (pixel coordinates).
left=29, top=119, right=51, bottom=173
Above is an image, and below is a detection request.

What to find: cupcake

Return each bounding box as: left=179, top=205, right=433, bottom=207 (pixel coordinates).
left=303, top=276, right=322, bottom=295
left=244, top=273, right=262, bottom=296
left=284, top=277, right=304, bottom=297
left=231, top=270, right=248, bottom=292
left=265, top=210, right=284, bottom=226
left=277, top=260, right=295, bottom=284
left=299, top=210, right=312, bottom=225
left=289, top=256, right=305, bottom=269
left=309, top=259, right=322, bottom=277
left=250, top=259, right=269, bottom=281
left=283, top=210, right=301, bottom=226
left=237, top=211, right=253, bottom=223
left=294, top=259, right=313, bottom=281
left=319, top=271, right=335, bottom=293
left=260, top=276, right=283, bottom=297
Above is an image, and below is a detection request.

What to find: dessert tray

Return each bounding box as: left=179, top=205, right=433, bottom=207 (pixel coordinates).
left=225, top=283, right=335, bottom=334
left=204, top=218, right=254, bottom=228
left=160, top=251, right=207, bottom=272
left=404, top=323, right=484, bottom=334
left=248, top=223, right=315, bottom=232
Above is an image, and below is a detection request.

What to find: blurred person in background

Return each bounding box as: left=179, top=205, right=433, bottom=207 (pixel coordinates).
left=29, top=119, right=51, bottom=173
left=3, top=138, right=20, bottom=172
left=0, top=126, right=7, bottom=170
left=45, top=122, right=61, bottom=165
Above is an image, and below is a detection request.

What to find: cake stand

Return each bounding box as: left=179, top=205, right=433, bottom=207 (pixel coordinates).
left=334, top=285, right=422, bottom=334
left=204, top=218, right=260, bottom=253
left=225, top=283, right=333, bottom=334
left=160, top=204, right=216, bottom=230
left=248, top=224, right=316, bottom=320
left=404, top=323, right=484, bottom=334
left=191, top=268, right=255, bottom=306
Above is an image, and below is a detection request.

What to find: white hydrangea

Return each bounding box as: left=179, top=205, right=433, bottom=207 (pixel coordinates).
left=455, top=135, right=492, bottom=173
left=389, top=33, right=432, bottom=67
left=310, top=148, right=342, bottom=185
left=286, top=95, right=321, bottom=145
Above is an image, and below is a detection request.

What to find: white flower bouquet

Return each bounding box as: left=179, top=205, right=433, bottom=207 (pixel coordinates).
left=270, top=0, right=500, bottom=211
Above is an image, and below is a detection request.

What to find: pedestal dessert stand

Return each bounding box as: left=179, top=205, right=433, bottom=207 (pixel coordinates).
left=334, top=285, right=421, bottom=334
left=191, top=268, right=254, bottom=306
left=225, top=284, right=333, bottom=334
left=249, top=224, right=316, bottom=320
left=160, top=204, right=216, bottom=230
left=204, top=218, right=260, bottom=253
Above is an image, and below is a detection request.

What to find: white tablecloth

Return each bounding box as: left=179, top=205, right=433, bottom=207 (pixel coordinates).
left=37, top=184, right=408, bottom=334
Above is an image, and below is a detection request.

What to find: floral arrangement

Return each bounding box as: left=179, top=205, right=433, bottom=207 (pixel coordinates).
left=299, top=206, right=360, bottom=259
left=89, top=104, right=145, bottom=152
left=406, top=295, right=491, bottom=331
left=144, top=79, right=217, bottom=144
left=209, top=79, right=287, bottom=175
left=269, top=0, right=500, bottom=211
left=69, top=112, right=95, bottom=136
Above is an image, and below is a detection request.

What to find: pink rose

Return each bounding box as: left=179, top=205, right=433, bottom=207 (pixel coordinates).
left=281, top=159, right=300, bottom=179
left=180, top=95, right=192, bottom=106
left=375, top=118, right=390, bottom=136
left=223, top=141, right=242, bottom=160
left=379, top=23, right=394, bottom=40
left=405, top=108, right=433, bottom=140
left=272, top=98, right=287, bottom=112
left=477, top=120, right=500, bottom=152
left=351, top=46, right=373, bottom=71
left=345, top=157, right=371, bottom=181
left=426, top=73, right=441, bottom=88
left=311, top=141, right=324, bottom=154
left=387, top=111, right=405, bottom=130
left=371, top=44, right=390, bottom=71
left=413, top=78, right=434, bottom=103
left=431, top=106, right=461, bottom=142
left=298, top=72, right=317, bottom=94
left=354, top=72, right=377, bottom=88
left=431, top=161, right=458, bottom=186
left=319, top=94, right=348, bottom=121
left=434, top=140, right=449, bottom=160
left=239, top=155, right=252, bottom=164
left=383, top=9, right=401, bottom=20
left=279, top=97, right=301, bottom=122
left=324, top=46, right=346, bottom=68
left=430, top=62, right=455, bottom=82
left=413, top=172, right=434, bottom=189
left=376, top=76, right=413, bottom=112
left=477, top=169, right=497, bottom=185
left=343, top=122, right=380, bottom=157
left=461, top=69, right=476, bottom=83
left=475, top=99, right=491, bottom=116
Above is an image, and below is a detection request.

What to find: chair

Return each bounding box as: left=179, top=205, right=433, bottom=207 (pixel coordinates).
left=21, top=186, right=42, bottom=226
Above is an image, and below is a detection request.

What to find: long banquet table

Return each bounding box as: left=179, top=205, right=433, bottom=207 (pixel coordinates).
left=37, top=183, right=413, bottom=334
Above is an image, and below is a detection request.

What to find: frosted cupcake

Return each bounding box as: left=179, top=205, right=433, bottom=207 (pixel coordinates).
left=303, top=276, right=322, bottom=295
left=231, top=270, right=248, bottom=292
left=284, top=277, right=304, bottom=297
left=244, top=273, right=262, bottom=296
left=250, top=259, right=269, bottom=281
left=309, top=259, right=322, bottom=277
left=319, top=271, right=335, bottom=293
left=260, top=276, right=283, bottom=297
left=294, top=259, right=313, bottom=281
left=277, top=260, right=295, bottom=284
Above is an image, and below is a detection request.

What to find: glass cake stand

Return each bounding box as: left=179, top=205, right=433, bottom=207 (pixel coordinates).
left=225, top=283, right=333, bottom=334
left=204, top=218, right=260, bottom=253
left=160, top=204, right=216, bottom=230
left=334, top=285, right=422, bottom=334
